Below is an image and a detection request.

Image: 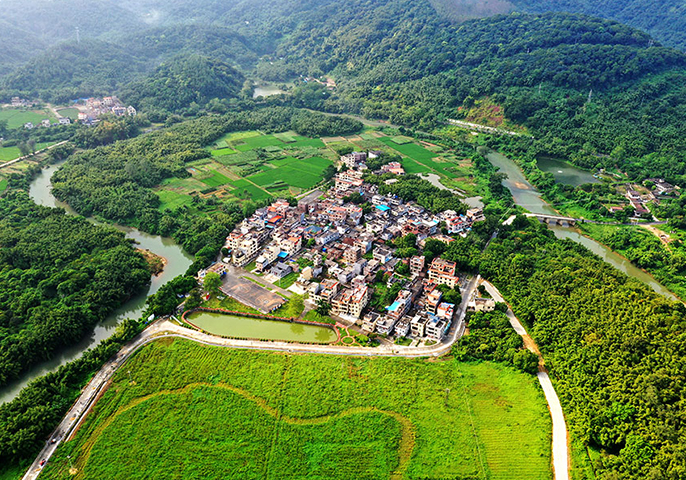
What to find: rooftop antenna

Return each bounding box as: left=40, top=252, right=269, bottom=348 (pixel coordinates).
left=76, top=26, right=80, bottom=44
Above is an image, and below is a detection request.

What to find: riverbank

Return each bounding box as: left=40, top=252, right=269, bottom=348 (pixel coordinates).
left=0, top=161, right=193, bottom=405
left=137, top=248, right=166, bottom=276
left=485, top=149, right=680, bottom=301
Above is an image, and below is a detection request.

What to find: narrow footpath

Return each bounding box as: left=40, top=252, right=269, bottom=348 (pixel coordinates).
left=0, top=141, right=68, bottom=170
left=482, top=280, right=569, bottom=480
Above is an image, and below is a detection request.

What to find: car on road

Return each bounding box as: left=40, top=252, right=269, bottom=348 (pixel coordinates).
left=39, top=460, right=46, bottom=467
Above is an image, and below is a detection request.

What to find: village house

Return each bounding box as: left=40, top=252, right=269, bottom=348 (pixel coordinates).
left=361, top=312, right=381, bottom=333
left=410, top=255, right=426, bottom=276
left=332, top=284, right=370, bottom=319
left=428, top=258, right=460, bottom=289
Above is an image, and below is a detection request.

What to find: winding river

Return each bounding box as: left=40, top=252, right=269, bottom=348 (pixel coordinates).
left=485, top=151, right=678, bottom=301
left=0, top=163, right=194, bottom=404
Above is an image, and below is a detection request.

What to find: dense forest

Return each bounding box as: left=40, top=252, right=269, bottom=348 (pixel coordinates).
left=4, top=2, right=686, bottom=187
left=0, top=192, right=151, bottom=388
left=119, top=55, right=247, bottom=116
left=480, top=217, right=686, bottom=478
left=514, top=0, right=686, bottom=51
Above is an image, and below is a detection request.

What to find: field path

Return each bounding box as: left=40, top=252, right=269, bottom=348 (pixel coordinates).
left=0, top=141, right=68, bottom=169
left=481, top=280, right=569, bottom=480
left=72, top=381, right=415, bottom=480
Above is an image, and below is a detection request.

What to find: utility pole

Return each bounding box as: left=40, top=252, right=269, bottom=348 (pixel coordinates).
left=587, top=89, right=593, bottom=104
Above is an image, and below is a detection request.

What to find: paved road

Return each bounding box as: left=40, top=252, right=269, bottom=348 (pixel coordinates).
left=0, top=141, right=68, bottom=170
left=24, top=277, right=478, bottom=479
left=482, top=280, right=569, bottom=480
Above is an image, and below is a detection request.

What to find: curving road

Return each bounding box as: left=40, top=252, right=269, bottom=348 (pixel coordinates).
left=23, top=277, right=477, bottom=479
left=481, top=280, right=569, bottom=480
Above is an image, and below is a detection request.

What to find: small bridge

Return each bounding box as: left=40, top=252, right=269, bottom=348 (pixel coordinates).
left=525, top=213, right=578, bottom=226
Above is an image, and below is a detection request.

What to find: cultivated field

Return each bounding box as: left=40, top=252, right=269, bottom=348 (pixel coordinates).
left=42, top=339, right=552, bottom=480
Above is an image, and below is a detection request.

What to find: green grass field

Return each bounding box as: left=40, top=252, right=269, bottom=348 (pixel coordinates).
left=210, top=147, right=237, bottom=157
left=0, top=142, right=54, bottom=162
left=56, top=108, right=80, bottom=120
left=0, top=179, right=7, bottom=192
left=0, top=108, right=55, bottom=129
left=42, top=340, right=552, bottom=480
left=199, top=170, right=232, bottom=187
left=230, top=179, right=272, bottom=202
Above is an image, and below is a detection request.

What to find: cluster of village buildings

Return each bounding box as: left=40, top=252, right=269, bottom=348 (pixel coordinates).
left=18, top=96, right=136, bottom=129
left=606, top=179, right=678, bottom=218
left=219, top=157, right=490, bottom=343
left=77, top=96, right=136, bottom=125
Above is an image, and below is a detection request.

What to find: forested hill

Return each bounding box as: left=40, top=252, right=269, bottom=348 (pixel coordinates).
left=119, top=55, right=247, bottom=116
left=481, top=218, right=686, bottom=478
left=513, top=0, right=686, bottom=51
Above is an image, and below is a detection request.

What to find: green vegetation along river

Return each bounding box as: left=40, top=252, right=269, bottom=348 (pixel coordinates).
left=486, top=150, right=678, bottom=301
left=0, top=163, right=194, bottom=404
left=187, top=312, right=337, bottom=343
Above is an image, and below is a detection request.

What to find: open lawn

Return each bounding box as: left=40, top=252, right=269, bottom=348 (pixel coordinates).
left=42, top=340, right=552, bottom=480
left=0, top=142, right=55, bottom=162
left=0, top=108, right=55, bottom=129
left=0, top=179, right=7, bottom=192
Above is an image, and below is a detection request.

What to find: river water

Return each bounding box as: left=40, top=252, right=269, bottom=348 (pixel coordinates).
left=0, top=163, right=194, bottom=404
left=188, top=312, right=337, bottom=343
left=485, top=151, right=678, bottom=301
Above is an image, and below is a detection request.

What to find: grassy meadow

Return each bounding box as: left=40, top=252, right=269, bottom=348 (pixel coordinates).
left=42, top=339, right=552, bottom=480
left=0, top=108, right=55, bottom=129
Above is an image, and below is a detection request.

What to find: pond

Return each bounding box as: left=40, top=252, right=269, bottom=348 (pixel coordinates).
left=485, top=150, right=679, bottom=301
left=253, top=85, right=285, bottom=98
left=187, top=312, right=338, bottom=344
left=536, top=156, right=600, bottom=186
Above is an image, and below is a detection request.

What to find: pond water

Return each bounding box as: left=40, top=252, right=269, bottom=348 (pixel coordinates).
left=0, top=162, right=194, bottom=404
left=536, top=156, right=599, bottom=186
left=253, top=85, right=285, bottom=98
left=485, top=150, right=678, bottom=301
left=188, top=312, right=337, bottom=343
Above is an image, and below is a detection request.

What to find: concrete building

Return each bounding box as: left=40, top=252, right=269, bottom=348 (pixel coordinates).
left=428, top=258, right=460, bottom=289
left=332, top=285, right=370, bottom=319
left=410, top=255, right=425, bottom=276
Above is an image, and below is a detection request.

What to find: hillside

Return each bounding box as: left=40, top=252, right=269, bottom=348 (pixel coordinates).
left=514, top=0, right=686, bottom=51
left=119, top=55, right=246, bottom=115
left=1, top=40, right=148, bottom=103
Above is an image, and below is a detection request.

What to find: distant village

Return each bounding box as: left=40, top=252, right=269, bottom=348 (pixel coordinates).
left=17, top=95, right=136, bottom=130
left=200, top=150, right=491, bottom=346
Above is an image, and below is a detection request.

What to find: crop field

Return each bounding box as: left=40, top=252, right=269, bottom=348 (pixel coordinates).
left=42, top=339, right=552, bottom=480
left=0, top=179, right=7, bottom=192
left=248, top=156, right=332, bottom=190
left=199, top=170, right=232, bottom=187
left=230, top=179, right=272, bottom=202
left=156, top=190, right=195, bottom=210
left=0, top=108, right=55, bottom=129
